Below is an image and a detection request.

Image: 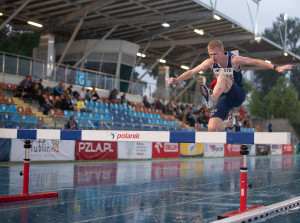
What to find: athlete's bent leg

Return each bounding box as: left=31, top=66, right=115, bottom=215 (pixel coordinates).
left=211, top=74, right=233, bottom=103
left=208, top=117, right=232, bottom=132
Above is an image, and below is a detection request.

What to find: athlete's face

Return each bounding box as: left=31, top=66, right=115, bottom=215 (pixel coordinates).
left=208, top=47, right=224, bottom=63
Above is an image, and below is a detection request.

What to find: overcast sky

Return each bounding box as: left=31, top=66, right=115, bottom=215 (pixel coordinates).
left=199, top=0, right=299, bottom=33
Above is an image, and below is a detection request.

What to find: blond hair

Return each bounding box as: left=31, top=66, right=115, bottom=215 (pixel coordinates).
left=207, top=40, right=224, bottom=51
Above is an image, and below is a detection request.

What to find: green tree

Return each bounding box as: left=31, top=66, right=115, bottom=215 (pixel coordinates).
left=264, top=76, right=300, bottom=123
left=0, top=27, right=40, bottom=57
left=253, top=15, right=300, bottom=99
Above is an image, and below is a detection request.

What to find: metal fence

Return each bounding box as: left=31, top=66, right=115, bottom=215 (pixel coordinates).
left=0, top=51, right=196, bottom=103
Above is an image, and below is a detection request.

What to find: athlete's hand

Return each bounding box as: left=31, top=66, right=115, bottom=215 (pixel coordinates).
left=168, top=77, right=178, bottom=85
left=277, top=64, right=293, bottom=72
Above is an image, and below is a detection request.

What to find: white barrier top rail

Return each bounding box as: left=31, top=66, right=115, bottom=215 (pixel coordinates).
left=0, top=129, right=291, bottom=144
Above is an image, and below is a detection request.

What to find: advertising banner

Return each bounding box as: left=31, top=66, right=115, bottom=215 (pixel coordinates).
left=224, top=144, right=241, bottom=157
left=255, top=144, right=270, bottom=156
left=270, top=144, right=282, bottom=155
left=280, top=144, right=293, bottom=155
left=151, top=161, right=180, bottom=180
left=75, top=141, right=117, bottom=160
left=0, top=139, right=10, bottom=161
left=293, top=144, right=298, bottom=155
left=118, top=142, right=152, bottom=159
left=74, top=163, right=117, bottom=187
left=204, top=143, right=224, bottom=157
left=11, top=139, right=75, bottom=161
left=180, top=143, right=203, bottom=157
left=152, top=142, right=180, bottom=159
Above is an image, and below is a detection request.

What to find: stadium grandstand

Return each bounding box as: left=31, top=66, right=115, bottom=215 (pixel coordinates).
left=0, top=0, right=299, bottom=138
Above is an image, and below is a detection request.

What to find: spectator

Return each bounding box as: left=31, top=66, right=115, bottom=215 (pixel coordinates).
left=268, top=121, right=272, bottom=132
left=143, top=95, right=151, bottom=108
left=17, top=76, right=31, bottom=96
left=85, top=89, right=92, bottom=101
left=197, top=109, right=208, bottom=128
left=65, top=115, right=78, bottom=130
left=54, top=95, right=64, bottom=109
left=186, top=107, right=196, bottom=127
left=79, top=87, right=86, bottom=99
left=109, top=89, right=121, bottom=104
left=62, top=94, right=74, bottom=111
left=37, top=79, right=44, bottom=91
left=238, top=105, right=246, bottom=119
left=53, top=82, right=65, bottom=97
left=66, top=85, right=73, bottom=95
left=91, top=87, right=100, bottom=101
left=76, top=96, right=91, bottom=113
left=121, top=93, right=131, bottom=105
left=39, top=90, right=54, bottom=115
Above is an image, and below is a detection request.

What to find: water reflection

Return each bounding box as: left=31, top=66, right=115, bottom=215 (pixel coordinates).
left=0, top=156, right=299, bottom=222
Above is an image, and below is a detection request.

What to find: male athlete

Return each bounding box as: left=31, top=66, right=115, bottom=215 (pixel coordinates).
left=168, top=40, right=293, bottom=132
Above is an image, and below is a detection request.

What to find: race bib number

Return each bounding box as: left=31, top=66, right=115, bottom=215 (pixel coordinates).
left=213, top=68, right=234, bottom=80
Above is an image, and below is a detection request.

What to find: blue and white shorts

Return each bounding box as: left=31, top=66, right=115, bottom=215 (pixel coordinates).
left=210, top=82, right=246, bottom=120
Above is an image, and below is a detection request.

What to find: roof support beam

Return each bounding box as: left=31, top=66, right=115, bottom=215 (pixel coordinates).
left=137, top=45, right=175, bottom=81
left=144, top=34, right=253, bottom=48
left=80, top=12, right=211, bottom=27
left=0, top=0, right=31, bottom=30
left=73, top=25, right=118, bottom=68
left=57, top=0, right=115, bottom=26
left=58, top=12, right=87, bottom=65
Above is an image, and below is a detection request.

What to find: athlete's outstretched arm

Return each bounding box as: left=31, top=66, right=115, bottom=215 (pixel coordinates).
left=232, top=56, right=293, bottom=72
left=168, top=59, right=212, bottom=85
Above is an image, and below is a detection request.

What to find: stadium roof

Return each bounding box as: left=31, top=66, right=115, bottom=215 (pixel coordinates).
left=1, top=0, right=300, bottom=70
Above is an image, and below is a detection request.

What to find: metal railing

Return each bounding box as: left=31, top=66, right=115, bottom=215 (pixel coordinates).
left=0, top=51, right=196, bottom=103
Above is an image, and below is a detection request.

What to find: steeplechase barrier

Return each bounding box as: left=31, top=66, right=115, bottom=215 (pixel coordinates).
left=0, top=129, right=295, bottom=222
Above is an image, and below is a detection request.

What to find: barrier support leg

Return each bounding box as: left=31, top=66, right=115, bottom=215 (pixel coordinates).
left=0, top=140, right=58, bottom=203
left=217, top=144, right=264, bottom=220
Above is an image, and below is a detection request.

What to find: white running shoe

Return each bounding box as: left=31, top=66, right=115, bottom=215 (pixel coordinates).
left=227, top=115, right=235, bottom=132
left=199, top=84, right=213, bottom=109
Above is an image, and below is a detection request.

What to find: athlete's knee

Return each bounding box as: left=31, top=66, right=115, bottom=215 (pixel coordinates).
left=208, top=123, right=219, bottom=132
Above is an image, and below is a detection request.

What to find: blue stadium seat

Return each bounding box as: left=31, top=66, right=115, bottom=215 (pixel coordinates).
left=89, top=101, right=95, bottom=108
left=70, top=111, right=76, bottom=116
left=21, top=115, right=29, bottom=124
left=84, top=100, right=90, bottom=107
left=144, top=125, right=152, bottom=131
left=87, top=113, right=93, bottom=120
left=28, top=116, right=38, bottom=125
left=3, top=114, right=11, bottom=122
left=82, top=112, right=89, bottom=120
left=0, top=104, right=9, bottom=113
left=11, top=115, right=20, bottom=123
left=122, top=123, right=133, bottom=130
left=8, top=105, right=18, bottom=114
left=94, top=113, right=101, bottom=121
left=23, top=125, right=31, bottom=129
left=75, top=112, right=82, bottom=119
left=102, top=122, right=111, bottom=130
left=152, top=126, right=160, bottom=131
left=63, top=110, right=70, bottom=118
left=94, top=101, right=100, bottom=108
left=93, top=120, right=100, bottom=129
left=133, top=125, right=143, bottom=131
left=4, top=124, right=13, bottom=128
left=105, top=115, right=111, bottom=122
left=93, top=107, right=100, bottom=113
left=99, top=102, right=105, bottom=108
